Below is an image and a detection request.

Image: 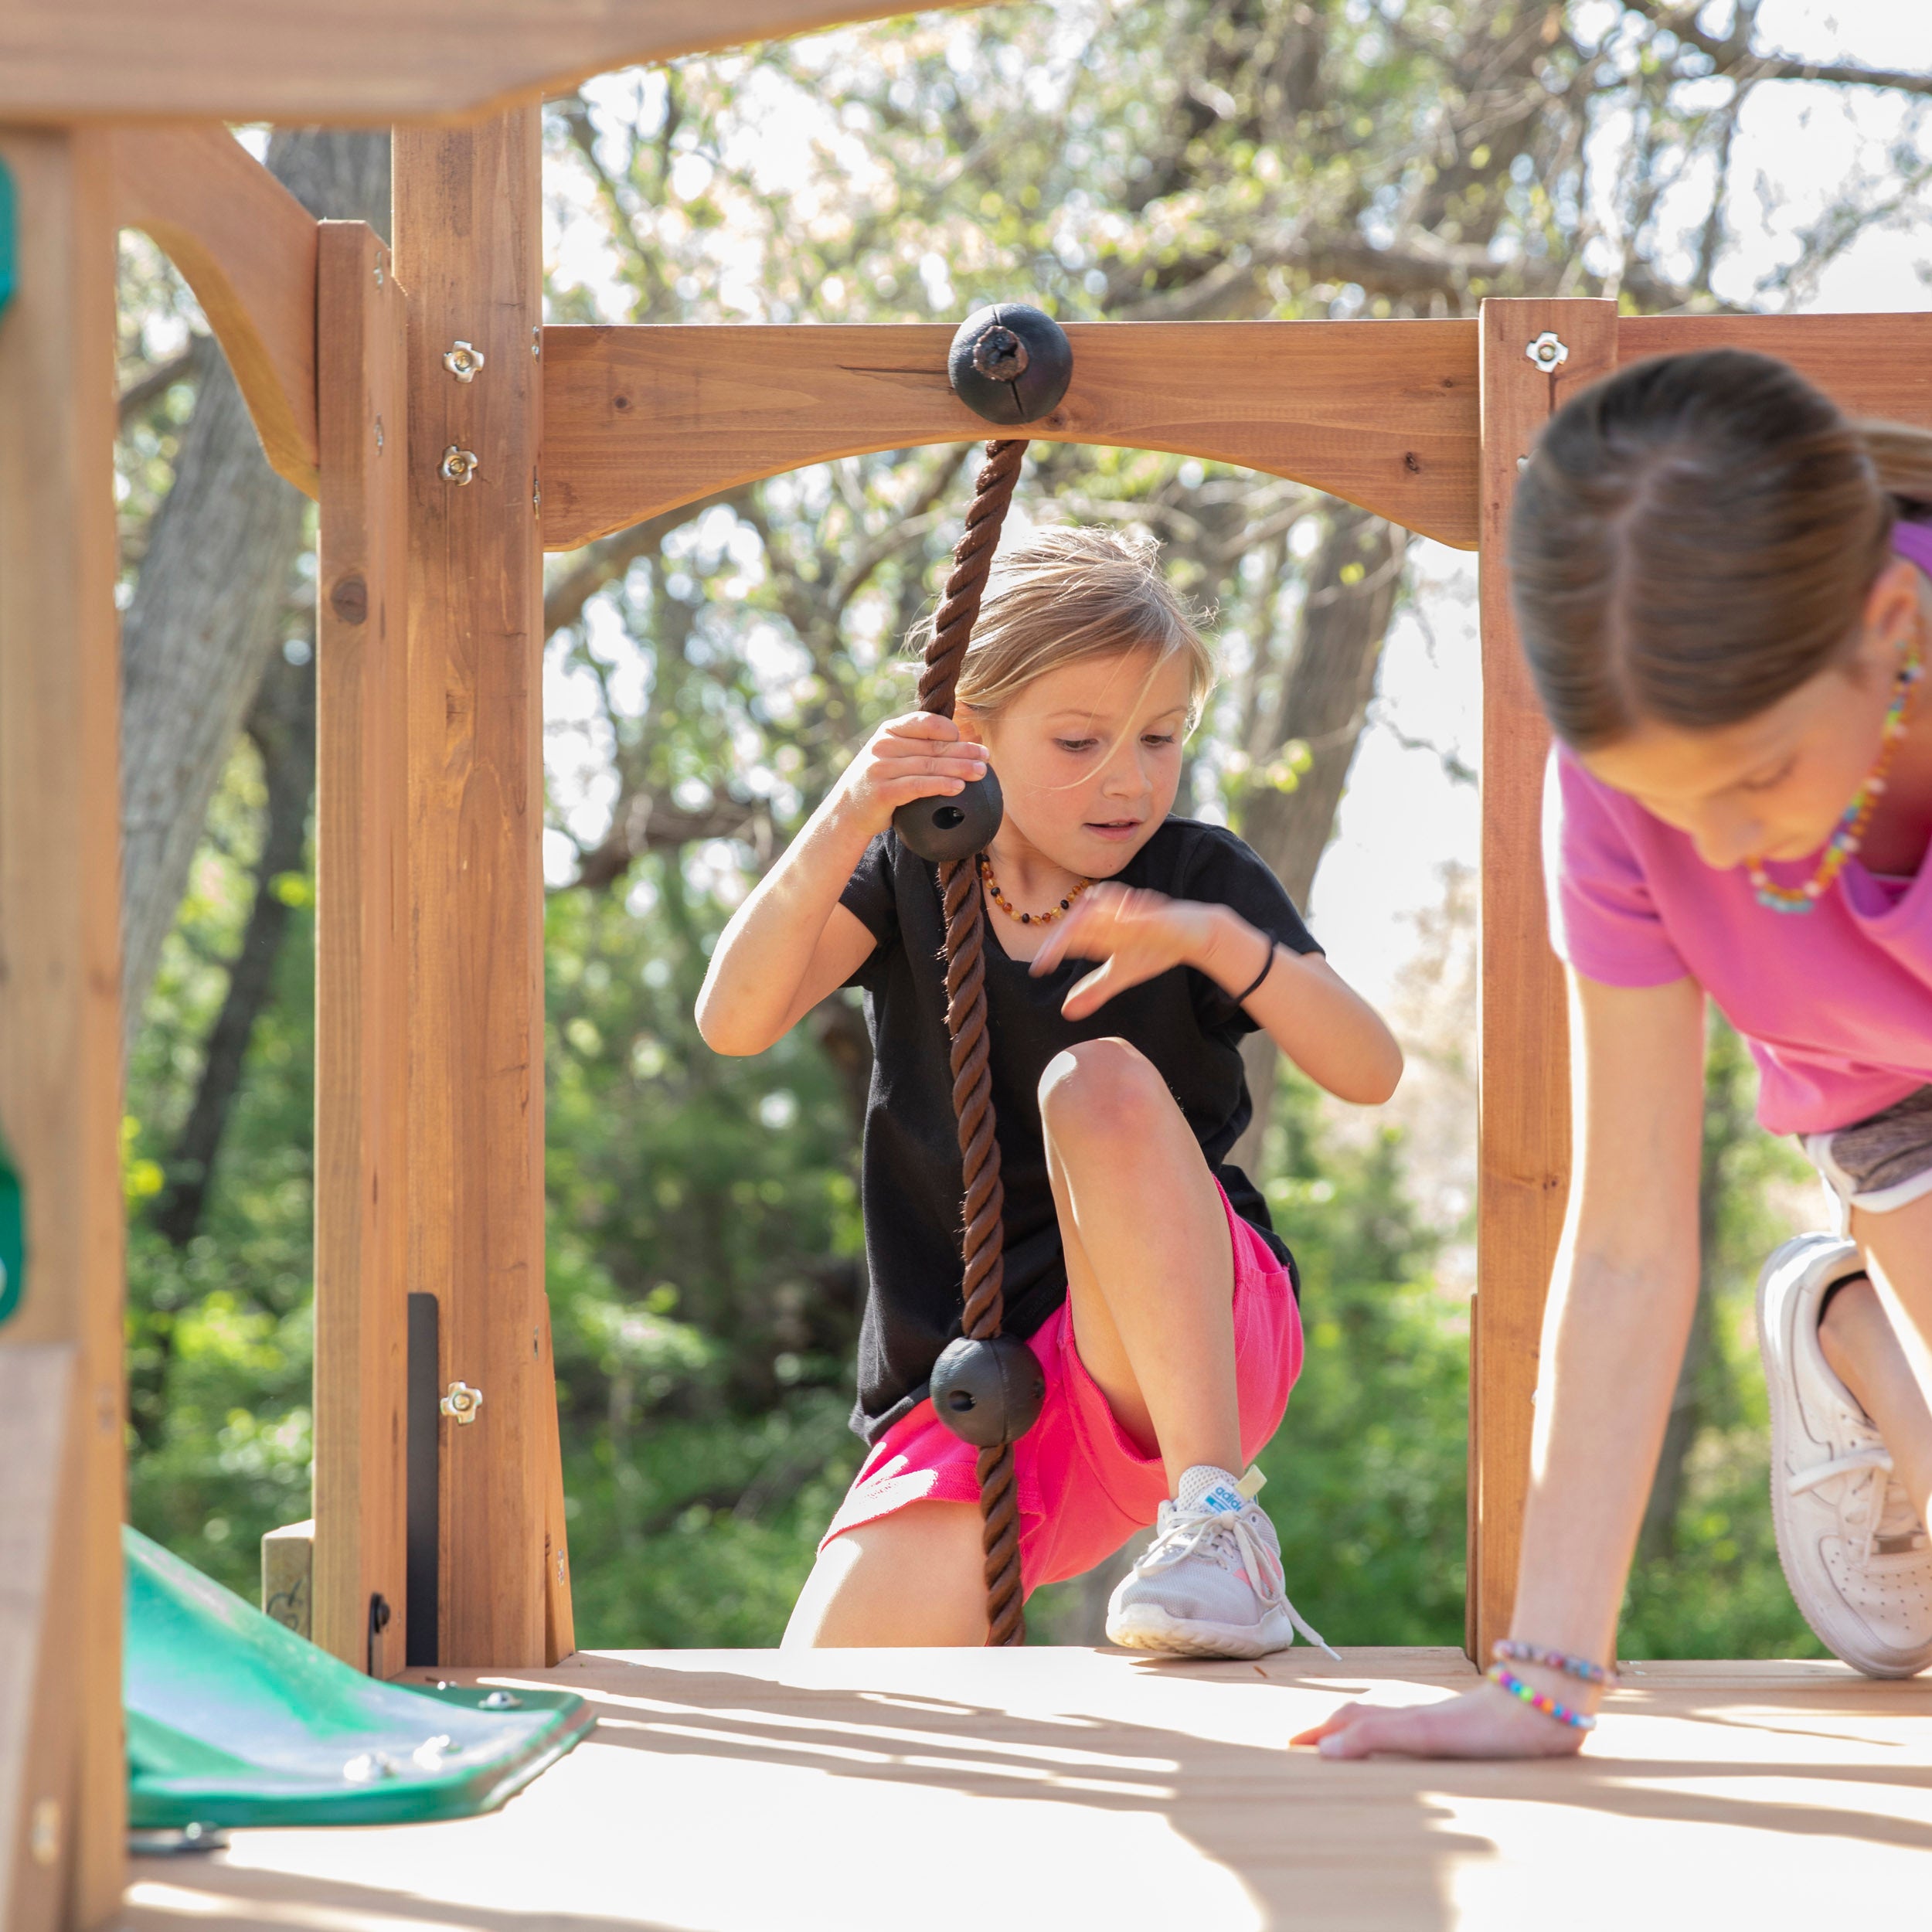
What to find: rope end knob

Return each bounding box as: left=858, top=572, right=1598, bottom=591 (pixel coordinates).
left=948, top=304, right=1073, bottom=425
left=893, top=767, right=1003, bottom=863
left=930, top=1333, right=1045, bottom=1448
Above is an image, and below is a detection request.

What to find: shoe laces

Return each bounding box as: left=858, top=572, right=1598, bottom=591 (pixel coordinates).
left=1141, top=1501, right=1338, bottom=1657
left=1789, top=1447, right=1929, bottom=1565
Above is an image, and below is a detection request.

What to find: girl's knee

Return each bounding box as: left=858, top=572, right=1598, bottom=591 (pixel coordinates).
left=1038, top=1037, right=1168, bottom=1143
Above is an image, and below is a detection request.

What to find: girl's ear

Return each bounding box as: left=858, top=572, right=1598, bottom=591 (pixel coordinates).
left=954, top=702, right=991, bottom=750
left=1862, top=556, right=1923, bottom=671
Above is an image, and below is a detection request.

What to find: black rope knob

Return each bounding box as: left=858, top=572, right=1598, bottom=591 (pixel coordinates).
left=948, top=305, right=1073, bottom=425
left=930, top=1333, right=1046, bottom=1448
left=893, top=767, right=1003, bottom=865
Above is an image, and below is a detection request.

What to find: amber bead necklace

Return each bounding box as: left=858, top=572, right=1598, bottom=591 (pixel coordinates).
left=977, top=851, right=1090, bottom=927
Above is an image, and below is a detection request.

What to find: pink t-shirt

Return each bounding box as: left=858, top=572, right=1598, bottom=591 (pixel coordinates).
left=1543, top=522, right=1932, bottom=1138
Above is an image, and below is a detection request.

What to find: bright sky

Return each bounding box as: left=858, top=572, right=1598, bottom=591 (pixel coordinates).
left=1312, top=0, right=1932, bottom=1002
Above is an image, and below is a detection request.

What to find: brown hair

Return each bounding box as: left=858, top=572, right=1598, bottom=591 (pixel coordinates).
left=1510, top=348, right=1932, bottom=750
left=917, top=524, right=1217, bottom=727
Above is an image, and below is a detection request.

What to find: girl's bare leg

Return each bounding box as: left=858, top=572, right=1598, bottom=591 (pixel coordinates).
left=781, top=1501, right=987, bottom=1648
left=1819, top=1192, right=1932, bottom=1530
left=1038, top=1036, right=1243, bottom=1490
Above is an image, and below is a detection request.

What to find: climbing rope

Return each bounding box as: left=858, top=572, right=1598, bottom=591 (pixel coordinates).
left=917, top=437, right=1029, bottom=1645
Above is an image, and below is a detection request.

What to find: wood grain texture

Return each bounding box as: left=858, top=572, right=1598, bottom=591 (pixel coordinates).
left=539, top=1300, right=577, bottom=1665
left=313, top=221, right=411, bottom=1676
left=124, top=1647, right=1932, bottom=1932
left=0, top=0, right=986, bottom=124
left=0, top=1347, right=80, bottom=1932
left=113, top=125, right=320, bottom=497
left=396, top=111, right=567, bottom=1669
left=1471, top=298, right=1618, bottom=1663
left=0, top=126, right=127, bottom=1930
left=539, top=319, right=1480, bottom=553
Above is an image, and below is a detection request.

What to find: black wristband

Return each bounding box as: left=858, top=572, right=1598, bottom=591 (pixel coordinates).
left=1233, top=938, right=1276, bottom=1007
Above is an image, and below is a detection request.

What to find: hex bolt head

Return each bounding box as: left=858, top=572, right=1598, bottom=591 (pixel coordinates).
left=444, top=339, right=486, bottom=383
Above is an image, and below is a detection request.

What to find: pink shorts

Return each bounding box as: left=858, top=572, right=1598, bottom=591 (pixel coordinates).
left=819, top=1180, right=1303, bottom=1594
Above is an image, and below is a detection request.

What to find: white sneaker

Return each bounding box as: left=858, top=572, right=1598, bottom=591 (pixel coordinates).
left=1104, top=1466, right=1336, bottom=1662
left=1757, top=1233, right=1932, bottom=1679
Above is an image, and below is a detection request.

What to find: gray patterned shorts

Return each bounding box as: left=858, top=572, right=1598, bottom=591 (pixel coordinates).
left=1804, top=1086, right=1932, bottom=1230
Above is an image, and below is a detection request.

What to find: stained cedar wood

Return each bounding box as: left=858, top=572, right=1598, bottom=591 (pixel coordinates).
left=1469, top=300, right=1618, bottom=1660
left=112, top=125, right=320, bottom=497
left=539, top=1300, right=577, bottom=1665
left=124, top=1648, right=1932, bottom=1932
left=0, top=0, right=988, bottom=124
left=538, top=319, right=1482, bottom=553
left=0, top=1349, right=80, bottom=1932
left=0, top=128, right=128, bottom=1930
left=312, top=222, right=412, bottom=1674
left=395, top=111, right=566, bottom=1668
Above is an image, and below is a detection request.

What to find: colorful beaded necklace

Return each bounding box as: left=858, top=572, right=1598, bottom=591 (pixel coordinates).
left=977, top=852, right=1090, bottom=927
left=1747, top=634, right=1927, bottom=914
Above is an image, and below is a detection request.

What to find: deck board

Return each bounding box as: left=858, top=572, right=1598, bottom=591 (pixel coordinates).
left=124, top=1647, right=1932, bottom=1930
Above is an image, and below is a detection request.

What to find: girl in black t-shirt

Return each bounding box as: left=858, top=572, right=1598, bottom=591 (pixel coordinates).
left=697, top=527, right=1401, bottom=1655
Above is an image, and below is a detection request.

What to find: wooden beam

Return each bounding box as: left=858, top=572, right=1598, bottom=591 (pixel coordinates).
left=312, top=220, right=411, bottom=1675
left=114, top=125, right=320, bottom=498
left=1469, top=298, right=1617, bottom=1662
left=540, top=320, right=1481, bottom=554
left=0, top=124, right=127, bottom=1929
left=0, top=1347, right=81, bottom=1932
left=0, top=0, right=987, bottom=124
left=397, top=109, right=570, bottom=1668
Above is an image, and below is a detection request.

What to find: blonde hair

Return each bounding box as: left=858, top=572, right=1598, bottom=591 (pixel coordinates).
left=920, top=526, right=1217, bottom=728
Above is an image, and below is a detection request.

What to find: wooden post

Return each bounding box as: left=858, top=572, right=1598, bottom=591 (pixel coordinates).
left=1471, top=297, right=1618, bottom=1661
left=395, top=109, right=570, bottom=1668
left=0, top=126, right=126, bottom=1928
left=312, top=219, right=412, bottom=1674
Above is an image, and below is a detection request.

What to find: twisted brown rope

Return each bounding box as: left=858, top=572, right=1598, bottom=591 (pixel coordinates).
left=920, top=438, right=1028, bottom=1645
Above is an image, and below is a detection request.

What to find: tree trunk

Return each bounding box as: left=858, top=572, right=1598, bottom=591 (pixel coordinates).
left=120, top=131, right=388, bottom=1049
left=1229, top=503, right=1406, bottom=1174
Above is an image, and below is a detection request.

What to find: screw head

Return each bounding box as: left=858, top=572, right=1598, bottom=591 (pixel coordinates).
left=532, top=325, right=543, bottom=358
left=1526, top=329, right=1570, bottom=372
left=444, top=339, right=485, bottom=383
left=440, top=446, right=480, bottom=487
left=373, top=260, right=385, bottom=288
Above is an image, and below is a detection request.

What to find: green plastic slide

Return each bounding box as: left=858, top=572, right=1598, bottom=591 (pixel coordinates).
left=125, top=1528, right=594, bottom=1829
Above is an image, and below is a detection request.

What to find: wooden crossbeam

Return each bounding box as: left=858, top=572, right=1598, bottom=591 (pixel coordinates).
left=0, top=0, right=987, bottom=124
left=539, top=319, right=1481, bottom=553
left=114, top=126, right=321, bottom=498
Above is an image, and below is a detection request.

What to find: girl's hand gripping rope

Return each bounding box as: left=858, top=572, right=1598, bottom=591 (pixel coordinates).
left=833, top=711, right=989, bottom=839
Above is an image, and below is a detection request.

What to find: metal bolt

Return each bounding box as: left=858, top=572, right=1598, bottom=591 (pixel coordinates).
left=440, top=1380, right=483, bottom=1423
left=440, top=446, right=480, bottom=487
left=532, top=325, right=543, bottom=358
left=1526, top=330, right=1569, bottom=373
left=373, top=260, right=385, bottom=289
left=444, top=339, right=486, bottom=383
left=532, top=474, right=543, bottom=514
left=374, top=415, right=385, bottom=453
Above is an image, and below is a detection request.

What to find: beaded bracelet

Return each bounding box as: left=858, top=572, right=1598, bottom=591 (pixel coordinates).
left=1485, top=1662, right=1597, bottom=1732
left=1491, top=1638, right=1616, bottom=1688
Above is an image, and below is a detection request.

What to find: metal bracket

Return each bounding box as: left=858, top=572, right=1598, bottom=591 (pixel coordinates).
left=443, top=339, right=485, bottom=383
left=1525, top=330, right=1570, bottom=373
left=440, top=1380, right=483, bottom=1424
left=440, top=446, right=479, bottom=486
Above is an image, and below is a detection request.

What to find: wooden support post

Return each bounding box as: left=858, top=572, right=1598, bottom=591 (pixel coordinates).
left=0, top=126, right=125, bottom=1928
left=1470, top=298, right=1618, bottom=1662
left=396, top=109, right=571, bottom=1668
left=312, top=219, right=412, bottom=1675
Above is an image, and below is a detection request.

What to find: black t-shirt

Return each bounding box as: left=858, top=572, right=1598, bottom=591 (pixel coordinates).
left=838, top=815, right=1322, bottom=1441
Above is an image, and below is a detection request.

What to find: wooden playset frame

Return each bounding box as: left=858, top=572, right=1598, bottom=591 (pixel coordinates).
left=4, top=7, right=1930, bottom=1926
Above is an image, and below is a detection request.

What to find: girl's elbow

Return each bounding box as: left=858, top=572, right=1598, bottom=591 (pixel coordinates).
left=694, top=992, right=765, bottom=1057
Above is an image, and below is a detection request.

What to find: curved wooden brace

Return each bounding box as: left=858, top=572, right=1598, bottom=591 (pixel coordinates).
left=0, top=0, right=985, bottom=124
left=538, top=319, right=1481, bottom=553
left=114, top=126, right=320, bottom=498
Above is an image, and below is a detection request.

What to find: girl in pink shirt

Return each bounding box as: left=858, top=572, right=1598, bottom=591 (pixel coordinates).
left=1303, top=349, right=1932, bottom=1759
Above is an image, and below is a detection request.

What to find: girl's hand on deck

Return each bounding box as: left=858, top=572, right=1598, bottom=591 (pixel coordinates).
left=1291, top=1683, right=1588, bottom=1760
left=1028, top=884, right=1212, bottom=1019
left=835, top=713, right=989, bottom=839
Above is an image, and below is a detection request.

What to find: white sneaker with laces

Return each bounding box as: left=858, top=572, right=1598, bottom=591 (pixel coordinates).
left=1757, top=1233, right=1932, bottom=1679
left=1104, top=1465, right=1336, bottom=1662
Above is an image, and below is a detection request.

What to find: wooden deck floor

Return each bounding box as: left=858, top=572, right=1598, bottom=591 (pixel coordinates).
left=124, top=1646, right=1932, bottom=1930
